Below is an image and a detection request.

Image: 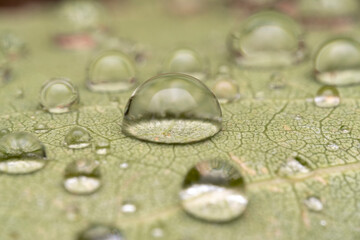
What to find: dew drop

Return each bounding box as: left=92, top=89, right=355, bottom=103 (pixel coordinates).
left=277, top=156, right=311, bottom=179
left=95, top=139, right=110, bottom=155
left=86, top=50, right=136, bottom=92
left=314, top=86, right=340, bottom=108
left=150, top=227, right=165, bottom=239
left=40, top=78, right=79, bottom=113
left=304, top=196, right=323, bottom=212
left=0, top=31, right=27, bottom=60
left=326, top=142, right=339, bottom=151
left=228, top=11, right=305, bottom=68
left=268, top=72, right=286, bottom=89
left=64, top=127, right=92, bottom=149
left=315, top=38, right=360, bottom=86
left=122, top=73, right=222, bottom=144
left=121, top=202, right=137, bottom=214
left=339, top=125, right=350, bottom=133
left=78, top=224, right=124, bottom=240
left=165, top=48, right=207, bottom=81
left=33, top=123, right=49, bottom=133
left=320, top=219, right=327, bottom=227
left=211, top=76, right=240, bottom=104
left=300, top=0, right=359, bottom=18
left=119, top=162, right=129, bottom=169
left=0, top=128, right=10, bottom=137
left=63, top=159, right=101, bottom=195
left=180, top=160, right=247, bottom=223
left=0, top=132, right=47, bottom=174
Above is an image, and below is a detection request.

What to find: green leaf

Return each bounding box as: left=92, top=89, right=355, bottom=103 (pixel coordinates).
left=0, top=1, right=360, bottom=240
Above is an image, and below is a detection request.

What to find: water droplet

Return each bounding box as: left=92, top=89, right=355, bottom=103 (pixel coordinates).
left=277, top=156, right=311, bottom=179
left=78, top=224, right=124, bottom=240
left=63, top=159, right=101, bottom=195
left=0, top=128, right=10, bottom=137
left=64, top=127, right=92, bottom=149
left=40, top=78, right=79, bottom=113
left=304, top=196, right=323, bottom=212
left=211, top=77, right=240, bottom=104
left=0, top=31, right=27, bottom=60
left=95, top=139, right=110, bottom=155
left=165, top=48, right=207, bottom=80
left=315, top=38, right=360, bottom=86
left=314, top=86, right=340, bottom=108
left=122, top=73, right=222, bottom=144
left=119, top=162, right=129, bottom=169
left=339, top=125, right=350, bottom=133
left=180, top=160, right=248, bottom=223
left=228, top=11, right=305, bottom=68
left=87, top=50, right=136, bottom=92
left=300, top=0, right=359, bottom=18
left=33, top=123, right=49, bottom=133
left=0, top=132, right=47, bottom=174
left=326, top=142, right=339, bottom=151
left=121, top=202, right=137, bottom=214
left=320, top=219, right=327, bottom=227
left=268, top=72, right=286, bottom=89
left=150, top=227, right=165, bottom=239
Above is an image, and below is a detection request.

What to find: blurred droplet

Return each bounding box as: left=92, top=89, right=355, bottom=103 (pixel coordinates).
left=78, top=224, right=124, bottom=240
left=64, top=127, right=92, bottom=149
left=314, top=86, right=340, bottom=108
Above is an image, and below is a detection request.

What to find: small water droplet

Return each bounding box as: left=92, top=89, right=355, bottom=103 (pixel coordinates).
left=87, top=50, right=137, bottom=92
left=211, top=76, right=240, bottom=104
left=228, top=11, right=305, bottom=68
left=326, top=142, right=339, bottom=151
left=122, top=73, right=222, bottom=144
left=277, top=156, right=311, bottom=179
left=33, top=123, right=49, bottom=133
left=0, top=128, right=10, bottom=137
left=304, top=196, right=323, bottom=212
left=180, top=160, right=248, bottom=223
left=150, top=227, right=165, bottom=239
left=78, top=224, right=124, bottom=240
left=63, top=159, right=101, bottom=195
left=320, top=219, right=327, bottom=227
left=95, top=139, right=110, bottom=155
left=314, top=86, right=340, bottom=108
left=40, top=78, right=79, bottom=113
left=339, top=125, right=350, bottom=133
left=165, top=48, right=207, bottom=81
left=315, top=38, right=360, bottom=86
left=0, top=31, right=27, bottom=60
left=64, top=127, right=92, bottom=149
left=0, top=132, right=47, bottom=174
left=294, top=115, right=303, bottom=120
left=121, top=202, right=137, bottom=214
left=119, top=162, right=128, bottom=169
left=268, top=72, right=286, bottom=89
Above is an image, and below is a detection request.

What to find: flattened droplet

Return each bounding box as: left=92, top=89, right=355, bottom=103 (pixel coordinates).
left=277, top=156, right=311, bottom=179
left=121, top=202, right=137, bottom=214
left=95, top=139, right=110, bottom=155
left=33, top=123, right=49, bottom=133
left=314, top=86, right=340, bottom=108
left=63, top=159, right=101, bottom=195
left=180, top=160, right=247, bottom=223
left=0, top=132, right=47, bottom=174
left=122, top=73, right=222, bottom=144
left=78, top=224, right=124, bottom=240
left=40, top=78, right=79, bottom=113
left=304, top=196, right=323, bottom=212
left=64, top=127, right=92, bottom=149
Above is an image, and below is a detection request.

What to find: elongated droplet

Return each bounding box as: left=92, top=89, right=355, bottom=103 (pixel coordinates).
left=277, top=156, right=311, bottom=179
left=64, top=127, right=92, bottom=149
left=121, top=202, right=137, bottom=214
left=63, top=159, right=101, bottom=195
left=40, top=78, right=79, bottom=113
left=33, top=123, right=49, bottom=133
left=304, top=196, right=323, bottom=212
left=87, top=50, right=136, bottom=92
left=211, top=76, right=240, bottom=104
left=165, top=48, right=207, bottom=81
left=315, top=38, right=360, bottom=86
left=0, top=132, right=47, bottom=174
left=122, top=73, right=222, bottom=144
left=78, top=224, right=124, bottom=240
left=228, top=11, right=305, bottom=68
left=180, top=160, right=247, bottom=223
left=314, top=86, right=340, bottom=108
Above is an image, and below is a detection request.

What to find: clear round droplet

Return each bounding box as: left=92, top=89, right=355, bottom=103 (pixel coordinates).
left=180, top=160, right=248, bottom=223
left=268, top=72, right=286, bottom=89
left=33, top=123, right=49, bottom=133
left=0, top=132, right=47, bottom=174
left=86, top=50, right=136, bottom=92
left=0, top=31, right=27, bottom=60
left=64, top=127, right=92, bottom=149
left=228, top=11, right=305, bottom=68
left=339, top=125, right=350, bottom=133
left=315, top=38, right=360, bottom=86
left=63, top=159, right=101, bottom=195
left=304, top=196, right=323, bottom=212
left=211, top=76, right=240, bottom=104
left=40, top=78, right=79, bottom=113
left=95, top=139, right=110, bottom=155
left=78, top=224, right=124, bottom=240
left=122, top=73, right=222, bottom=144
left=314, top=86, right=340, bottom=108
left=277, top=156, right=311, bottom=179
left=165, top=48, right=207, bottom=81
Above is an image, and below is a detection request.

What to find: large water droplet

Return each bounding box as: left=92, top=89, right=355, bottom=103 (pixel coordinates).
left=180, top=160, right=248, bottom=223
left=86, top=50, right=136, bottom=92
left=122, top=73, right=222, bottom=144
left=228, top=11, right=305, bottom=68
left=78, top=224, right=124, bottom=240
left=314, top=86, right=340, bottom=108
left=315, top=38, right=360, bottom=85
left=40, top=78, right=79, bottom=113
left=211, top=76, right=240, bottom=104
left=0, top=31, right=27, bottom=60
left=0, top=132, right=47, bottom=174
left=304, top=196, right=323, bottom=212
left=277, top=156, right=311, bottom=179
left=63, top=159, right=101, bottom=195
left=164, top=48, right=207, bottom=80
left=64, top=127, right=92, bottom=149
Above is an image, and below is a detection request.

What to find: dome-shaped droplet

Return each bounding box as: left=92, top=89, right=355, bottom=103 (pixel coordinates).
left=33, top=123, right=49, bottom=133
left=228, top=11, right=305, bottom=68
left=86, top=50, right=136, bottom=92
left=78, top=224, right=124, bottom=240
left=164, top=48, right=207, bottom=80
left=95, top=139, right=110, bottom=155
left=211, top=76, right=240, bottom=104
left=277, top=156, right=312, bottom=179
left=314, top=38, right=360, bottom=86
left=304, top=196, right=323, bottom=212
left=300, top=0, right=359, bottom=18
left=40, top=78, right=79, bottom=113
left=64, top=127, right=92, bottom=149
left=122, top=73, right=222, bottom=144
left=180, top=160, right=248, bottom=223
left=0, top=132, right=47, bottom=174
left=63, top=159, right=101, bottom=195
left=314, top=86, right=340, bottom=108
left=0, top=31, right=26, bottom=60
